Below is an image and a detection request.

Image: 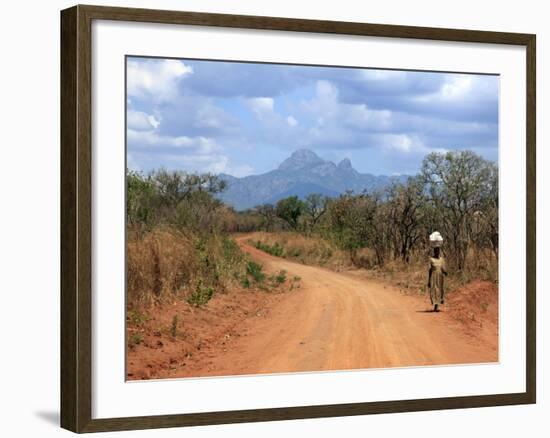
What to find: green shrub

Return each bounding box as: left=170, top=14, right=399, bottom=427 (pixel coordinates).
left=289, top=248, right=302, bottom=257
left=271, top=243, right=285, bottom=257
left=187, top=282, right=214, bottom=307
left=249, top=232, right=350, bottom=269
left=267, top=270, right=287, bottom=288
left=246, top=260, right=265, bottom=283
left=253, top=240, right=285, bottom=257
left=222, top=236, right=240, bottom=259
left=127, top=309, right=150, bottom=326
left=129, top=333, right=143, bottom=345
left=240, top=277, right=251, bottom=288
left=274, top=270, right=287, bottom=284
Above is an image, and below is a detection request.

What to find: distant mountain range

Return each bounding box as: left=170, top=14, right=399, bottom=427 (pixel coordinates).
left=218, top=149, right=407, bottom=210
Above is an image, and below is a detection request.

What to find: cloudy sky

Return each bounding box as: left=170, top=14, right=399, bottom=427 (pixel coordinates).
left=126, top=56, right=498, bottom=176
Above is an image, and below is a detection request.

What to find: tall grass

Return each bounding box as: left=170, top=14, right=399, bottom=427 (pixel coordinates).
left=127, top=226, right=246, bottom=307
left=365, top=246, right=498, bottom=295
left=248, top=231, right=497, bottom=295
left=248, top=231, right=352, bottom=270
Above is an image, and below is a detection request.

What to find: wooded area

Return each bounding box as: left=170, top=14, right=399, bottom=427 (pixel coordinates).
left=127, top=150, right=498, bottom=307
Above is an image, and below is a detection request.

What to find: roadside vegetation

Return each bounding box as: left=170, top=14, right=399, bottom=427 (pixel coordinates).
left=128, top=150, right=497, bottom=306
left=246, top=150, right=498, bottom=293
left=126, top=150, right=498, bottom=378
left=126, top=169, right=292, bottom=311
left=248, top=232, right=352, bottom=271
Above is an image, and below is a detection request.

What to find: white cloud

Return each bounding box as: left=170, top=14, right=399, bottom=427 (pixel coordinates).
left=127, top=59, right=193, bottom=101
left=286, top=115, right=298, bottom=127
left=128, top=129, right=235, bottom=174
left=201, top=158, right=254, bottom=177
left=194, top=103, right=233, bottom=130
left=125, top=59, right=497, bottom=176
left=148, top=115, right=160, bottom=129
left=373, top=133, right=419, bottom=154
left=441, top=76, right=473, bottom=99
left=143, top=152, right=228, bottom=174
left=127, top=129, right=218, bottom=153
left=414, top=74, right=496, bottom=105
left=245, top=97, right=274, bottom=118
left=127, top=110, right=160, bottom=131
left=303, top=80, right=394, bottom=135
left=127, top=128, right=255, bottom=176
left=316, top=80, right=338, bottom=99
left=378, top=133, right=449, bottom=156
left=389, top=134, right=414, bottom=153
left=346, top=104, right=392, bottom=129
left=227, top=164, right=255, bottom=177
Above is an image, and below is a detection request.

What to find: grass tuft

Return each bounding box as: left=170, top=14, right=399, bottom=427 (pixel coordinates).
left=246, top=260, right=266, bottom=283
left=129, top=333, right=143, bottom=346
left=187, top=282, right=214, bottom=307
left=170, top=314, right=179, bottom=337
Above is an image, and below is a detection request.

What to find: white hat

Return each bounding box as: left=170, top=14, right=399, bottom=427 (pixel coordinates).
left=429, top=231, right=443, bottom=248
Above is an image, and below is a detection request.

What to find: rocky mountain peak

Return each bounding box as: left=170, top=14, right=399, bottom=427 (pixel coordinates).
left=278, top=149, right=325, bottom=171
left=218, top=148, right=406, bottom=210
left=338, top=158, right=353, bottom=170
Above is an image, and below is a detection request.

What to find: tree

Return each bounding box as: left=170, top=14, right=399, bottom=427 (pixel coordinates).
left=358, top=193, right=388, bottom=266
left=175, top=190, right=225, bottom=233
left=275, top=196, right=304, bottom=230
left=126, top=168, right=231, bottom=233
left=421, top=151, right=495, bottom=270
left=470, top=162, right=498, bottom=257
left=386, top=177, right=426, bottom=263
left=254, top=204, right=276, bottom=231
left=303, top=193, right=328, bottom=232
left=127, top=169, right=156, bottom=228
left=326, top=193, right=361, bottom=253
left=326, top=192, right=387, bottom=266
left=152, top=169, right=226, bottom=209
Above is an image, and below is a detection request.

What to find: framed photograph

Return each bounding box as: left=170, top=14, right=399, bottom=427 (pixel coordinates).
left=60, top=4, right=536, bottom=433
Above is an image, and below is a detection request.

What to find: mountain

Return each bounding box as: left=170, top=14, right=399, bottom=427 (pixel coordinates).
left=218, top=149, right=407, bottom=210
left=278, top=149, right=325, bottom=171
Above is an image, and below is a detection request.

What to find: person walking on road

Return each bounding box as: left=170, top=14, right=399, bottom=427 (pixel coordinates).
left=428, top=232, right=448, bottom=312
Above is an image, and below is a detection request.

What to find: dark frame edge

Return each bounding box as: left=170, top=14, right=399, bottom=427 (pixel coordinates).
left=60, top=5, right=79, bottom=433
left=81, top=392, right=532, bottom=433
left=60, top=4, right=537, bottom=433
left=61, top=5, right=93, bottom=433
left=76, top=3, right=534, bottom=45
left=525, top=34, right=536, bottom=404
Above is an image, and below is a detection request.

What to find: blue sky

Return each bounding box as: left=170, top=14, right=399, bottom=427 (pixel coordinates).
left=126, top=57, right=498, bottom=176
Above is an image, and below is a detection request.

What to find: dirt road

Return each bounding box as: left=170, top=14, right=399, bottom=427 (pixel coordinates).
left=198, top=236, right=498, bottom=376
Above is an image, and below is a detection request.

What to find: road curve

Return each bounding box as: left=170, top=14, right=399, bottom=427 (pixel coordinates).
left=203, top=236, right=497, bottom=376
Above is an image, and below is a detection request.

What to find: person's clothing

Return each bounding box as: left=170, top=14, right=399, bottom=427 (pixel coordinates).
left=429, top=257, right=447, bottom=305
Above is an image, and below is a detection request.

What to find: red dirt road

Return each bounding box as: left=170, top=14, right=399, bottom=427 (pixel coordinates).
left=197, top=237, right=498, bottom=376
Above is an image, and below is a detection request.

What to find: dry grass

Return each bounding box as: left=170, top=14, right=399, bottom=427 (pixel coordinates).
left=126, top=227, right=303, bottom=379
left=247, top=231, right=352, bottom=270
left=128, top=227, right=194, bottom=306
left=369, top=248, right=498, bottom=297
left=127, top=226, right=303, bottom=311
left=247, top=231, right=497, bottom=299
left=127, top=226, right=247, bottom=307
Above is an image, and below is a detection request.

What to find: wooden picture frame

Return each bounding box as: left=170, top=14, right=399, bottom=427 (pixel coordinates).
left=61, top=4, right=536, bottom=433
